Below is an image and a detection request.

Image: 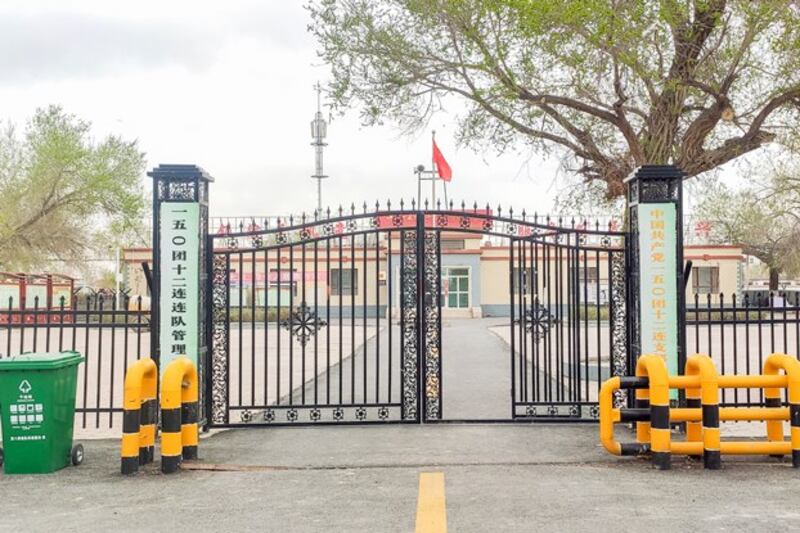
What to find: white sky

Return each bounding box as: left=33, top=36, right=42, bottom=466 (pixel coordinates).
left=0, top=0, right=747, bottom=219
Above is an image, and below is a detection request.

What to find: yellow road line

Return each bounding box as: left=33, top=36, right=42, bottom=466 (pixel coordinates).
left=415, top=472, right=447, bottom=533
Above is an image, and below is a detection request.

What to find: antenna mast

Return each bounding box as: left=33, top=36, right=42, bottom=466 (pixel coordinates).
left=310, top=82, right=328, bottom=216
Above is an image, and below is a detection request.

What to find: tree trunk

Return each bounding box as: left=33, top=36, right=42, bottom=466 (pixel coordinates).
left=769, top=267, right=780, bottom=291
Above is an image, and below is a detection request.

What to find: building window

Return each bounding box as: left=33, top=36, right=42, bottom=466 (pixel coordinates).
left=692, top=266, right=719, bottom=294
left=512, top=268, right=535, bottom=294
left=441, top=239, right=465, bottom=250
left=269, top=268, right=298, bottom=296
left=330, top=268, right=358, bottom=296
left=574, top=266, right=599, bottom=283
left=442, top=267, right=469, bottom=308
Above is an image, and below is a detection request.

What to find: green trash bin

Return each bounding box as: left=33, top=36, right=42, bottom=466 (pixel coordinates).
left=0, top=351, right=85, bottom=474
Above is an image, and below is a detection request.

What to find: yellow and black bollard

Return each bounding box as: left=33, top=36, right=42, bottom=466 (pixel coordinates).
left=600, top=352, right=800, bottom=470
left=160, top=357, right=198, bottom=474
left=636, top=355, right=671, bottom=470
left=121, top=358, right=158, bottom=475
left=763, top=354, right=786, bottom=457
left=764, top=354, right=800, bottom=468
left=685, top=355, right=720, bottom=469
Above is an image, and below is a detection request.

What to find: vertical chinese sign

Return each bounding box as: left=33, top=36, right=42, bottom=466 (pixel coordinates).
left=159, top=203, right=200, bottom=367
left=638, top=204, right=679, bottom=377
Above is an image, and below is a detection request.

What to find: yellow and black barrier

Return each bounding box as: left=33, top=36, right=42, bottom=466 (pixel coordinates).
left=600, top=353, right=800, bottom=470
left=160, top=357, right=199, bottom=474
left=121, top=358, right=158, bottom=475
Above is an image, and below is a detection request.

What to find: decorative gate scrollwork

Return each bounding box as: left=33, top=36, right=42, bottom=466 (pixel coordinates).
left=422, top=231, right=441, bottom=421
left=206, top=206, right=625, bottom=426
left=401, top=229, right=420, bottom=420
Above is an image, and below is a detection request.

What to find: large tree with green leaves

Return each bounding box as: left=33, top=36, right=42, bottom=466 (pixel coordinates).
left=0, top=106, right=146, bottom=271
left=309, top=0, right=800, bottom=197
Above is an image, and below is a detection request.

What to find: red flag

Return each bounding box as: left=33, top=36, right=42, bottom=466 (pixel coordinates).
left=432, top=140, right=452, bottom=182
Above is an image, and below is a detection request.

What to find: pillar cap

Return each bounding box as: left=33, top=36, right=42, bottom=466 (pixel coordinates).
left=147, top=164, right=214, bottom=183
left=623, top=164, right=686, bottom=184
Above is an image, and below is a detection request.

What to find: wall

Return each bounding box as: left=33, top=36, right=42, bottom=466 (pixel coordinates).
left=124, top=241, right=746, bottom=314
left=684, top=245, right=744, bottom=305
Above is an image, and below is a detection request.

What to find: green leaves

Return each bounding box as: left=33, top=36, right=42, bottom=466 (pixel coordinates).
left=696, top=159, right=800, bottom=283
left=0, top=106, right=146, bottom=271
left=308, top=0, right=800, bottom=195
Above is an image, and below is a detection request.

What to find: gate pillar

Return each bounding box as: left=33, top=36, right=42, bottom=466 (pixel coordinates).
left=148, top=164, right=213, bottom=420
left=624, top=165, right=686, bottom=399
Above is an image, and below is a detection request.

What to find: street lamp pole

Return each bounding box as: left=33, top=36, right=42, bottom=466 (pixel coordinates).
left=415, top=130, right=445, bottom=208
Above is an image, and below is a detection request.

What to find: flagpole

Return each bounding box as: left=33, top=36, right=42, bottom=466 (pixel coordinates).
left=431, top=130, right=436, bottom=207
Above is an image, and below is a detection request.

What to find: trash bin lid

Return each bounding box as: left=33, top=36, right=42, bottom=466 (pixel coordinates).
left=0, top=351, right=84, bottom=370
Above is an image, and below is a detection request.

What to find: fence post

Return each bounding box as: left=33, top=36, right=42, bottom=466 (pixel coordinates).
left=624, top=165, right=686, bottom=403
left=148, top=164, right=213, bottom=425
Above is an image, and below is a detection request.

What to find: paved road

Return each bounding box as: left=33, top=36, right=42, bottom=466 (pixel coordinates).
left=3, top=425, right=800, bottom=532
left=440, top=317, right=511, bottom=420
left=281, top=317, right=514, bottom=422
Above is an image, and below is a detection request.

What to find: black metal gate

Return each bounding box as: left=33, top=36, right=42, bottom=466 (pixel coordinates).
left=205, top=205, right=626, bottom=426
left=507, top=218, right=628, bottom=421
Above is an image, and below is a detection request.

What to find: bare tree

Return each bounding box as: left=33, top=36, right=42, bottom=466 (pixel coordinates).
left=696, top=163, right=800, bottom=290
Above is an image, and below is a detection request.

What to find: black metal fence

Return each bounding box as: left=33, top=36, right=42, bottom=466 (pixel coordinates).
left=686, top=292, right=800, bottom=407
left=3, top=285, right=798, bottom=432
left=0, top=292, right=150, bottom=430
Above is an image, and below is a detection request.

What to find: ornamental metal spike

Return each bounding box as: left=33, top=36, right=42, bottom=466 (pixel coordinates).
left=238, top=221, right=244, bottom=232
left=424, top=198, right=429, bottom=209
left=362, top=201, right=367, bottom=213
left=289, top=214, right=294, bottom=225
left=497, top=204, right=502, bottom=216
left=386, top=199, right=392, bottom=210
left=411, top=198, right=416, bottom=210
left=338, top=205, right=343, bottom=216
left=350, top=203, right=355, bottom=215
left=508, top=206, right=513, bottom=218
left=301, top=211, right=307, bottom=223
left=326, top=206, right=331, bottom=218
left=461, top=200, right=466, bottom=210
left=533, top=211, right=538, bottom=223
left=449, top=199, right=454, bottom=210
left=375, top=200, right=380, bottom=212
left=435, top=198, right=441, bottom=209
left=399, top=198, right=405, bottom=209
